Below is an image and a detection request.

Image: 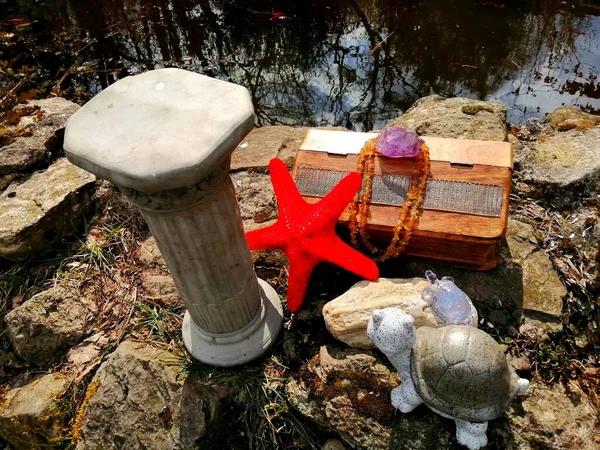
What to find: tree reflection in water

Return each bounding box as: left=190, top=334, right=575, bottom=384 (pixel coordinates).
left=11, top=0, right=600, bottom=129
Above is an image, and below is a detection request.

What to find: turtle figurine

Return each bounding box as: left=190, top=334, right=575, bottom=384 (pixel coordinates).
left=367, top=308, right=529, bottom=450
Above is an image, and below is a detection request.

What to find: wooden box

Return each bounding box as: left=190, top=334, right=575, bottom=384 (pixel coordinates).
left=292, top=130, right=514, bottom=270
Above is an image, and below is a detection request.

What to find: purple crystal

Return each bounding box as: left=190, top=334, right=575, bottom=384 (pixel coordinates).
left=376, top=127, right=424, bottom=158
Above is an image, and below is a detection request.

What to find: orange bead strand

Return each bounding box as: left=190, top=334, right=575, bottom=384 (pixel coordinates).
left=348, top=137, right=431, bottom=262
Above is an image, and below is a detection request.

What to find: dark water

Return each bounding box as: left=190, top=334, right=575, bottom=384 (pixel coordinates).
left=2, top=0, right=600, bottom=130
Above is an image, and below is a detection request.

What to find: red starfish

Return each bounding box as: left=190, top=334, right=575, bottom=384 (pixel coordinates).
left=245, top=158, right=379, bottom=312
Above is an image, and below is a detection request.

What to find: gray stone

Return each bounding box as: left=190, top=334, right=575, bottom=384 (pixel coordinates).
left=64, top=68, right=255, bottom=193
left=288, top=347, right=598, bottom=450
left=231, top=171, right=276, bottom=223
left=322, top=278, right=444, bottom=349
left=235, top=174, right=289, bottom=279
left=546, top=106, right=600, bottom=131
left=387, top=95, right=507, bottom=141
left=520, top=127, right=600, bottom=207
left=0, top=136, right=51, bottom=177
left=5, top=286, right=90, bottom=364
left=507, top=382, right=600, bottom=450
left=20, top=97, right=81, bottom=130
left=408, top=219, right=566, bottom=331
left=506, top=219, right=566, bottom=320
left=231, top=125, right=346, bottom=171
left=0, top=373, right=72, bottom=449
left=141, top=273, right=179, bottom=303
left=0, top=158, right=95, bottom=260
left=74, top=340, right=222, bottom=450
left=137, top=236, right=166, bottom=267
left=0, top=98, right=79, bottom=176
left=286, top=346, right=399, bottom=450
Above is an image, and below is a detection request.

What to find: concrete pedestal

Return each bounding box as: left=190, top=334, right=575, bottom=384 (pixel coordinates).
left=64, top=68, right=283, bottom=366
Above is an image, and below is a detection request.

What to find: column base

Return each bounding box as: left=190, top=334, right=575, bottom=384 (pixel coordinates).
left=182, top=278, right=284, bottom=367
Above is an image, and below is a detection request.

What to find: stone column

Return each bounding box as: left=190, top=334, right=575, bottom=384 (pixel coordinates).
left=63, top=68, right=283, bottom=366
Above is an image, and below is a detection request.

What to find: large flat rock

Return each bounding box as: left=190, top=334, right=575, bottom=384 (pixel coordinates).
left=74, top=340, right=222, bottom=450
left=5, top=286, right=90, bottom=364
left=0, top=373, right=72, bottom=449
left=505, top=219, right=566, bottom=319
left=387, top=95, right=507, bottom=141
left=286, top=346, right=399, bottom=450
left=0, top=157, right=95, bottom=259
left=322, top=278, right=445, bottom=348
left=287, top=347, right=599, bottom=450
left=507, top=382, right=600, bottom=450
left=520, top=127, right=600, bottom=207
left=0, top=98, right=79, bottom=177
left=231, top=125, right=346, bottom=171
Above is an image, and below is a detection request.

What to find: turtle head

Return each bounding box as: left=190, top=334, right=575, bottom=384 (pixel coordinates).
left=368, top=308, right=416, bottom=356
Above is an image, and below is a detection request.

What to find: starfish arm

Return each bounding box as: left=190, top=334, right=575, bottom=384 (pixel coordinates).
left=245, top=222, right=287, bottom=250
left=268, top=158, right=307, bottom=221
left=286, top=247, right=320, bottom=313
left=308, top=235, right=379, bottom=281
left=306, top=171, right=362, bottom=230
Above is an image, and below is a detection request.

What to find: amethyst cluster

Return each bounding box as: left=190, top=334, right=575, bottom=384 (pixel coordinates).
left=376, top=127, right=424, bottom=158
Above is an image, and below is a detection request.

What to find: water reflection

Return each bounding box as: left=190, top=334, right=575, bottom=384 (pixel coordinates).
left=9, top=0, right=600, bottom=129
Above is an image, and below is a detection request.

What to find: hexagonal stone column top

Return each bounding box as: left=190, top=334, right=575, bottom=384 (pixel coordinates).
left=64, top=68, right=255, bottom=193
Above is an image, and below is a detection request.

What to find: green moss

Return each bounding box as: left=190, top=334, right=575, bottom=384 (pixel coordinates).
left=461, top=104, right=495, bottom=115
left=532, top=142, right=579, bottom=167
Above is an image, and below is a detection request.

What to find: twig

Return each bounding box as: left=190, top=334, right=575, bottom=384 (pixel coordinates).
left=115, top=287, right=137, bottom=345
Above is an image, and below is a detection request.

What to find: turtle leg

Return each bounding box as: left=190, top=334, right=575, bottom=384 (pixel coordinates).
left=391, top=377, right=423, bottom=413
left=454, top=419, right=488, bottom=450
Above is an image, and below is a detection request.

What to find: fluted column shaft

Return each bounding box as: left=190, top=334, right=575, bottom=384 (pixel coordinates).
left=121, top=160, right=261, bottom=334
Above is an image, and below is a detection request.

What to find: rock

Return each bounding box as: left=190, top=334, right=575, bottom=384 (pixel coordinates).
left=286, top=346, right=399, bottom=450
left=74, top=340, right=221, bottom=450
left=546, top=106, right=600, bottom=131
left=231, top=126, right=346, bottom=171
left=231, top=171, right=276, bottom=224
left=522, top=118, right=544, bottom=135
left=288, top=351, right=599, bottom=450
left=408, top=219, right=565, bottom=333
left=0, top=173, right=19, bottom=191
left=251, top=245, right=288, bottom=281
left=137, top=236, right=166, bottom=267
left=0, top=98, right=80, bottom=176
left=141, top=273, right=180, bottom=303
left=520, top=127, right=600, bottom=207
left=322, top=278, right=444, bottom=348
left=0, top=136, right=50, bottom=177
left=322, top=438, right=347, bottom=450
left=387, top=95, right=507, bottom=141
left=505, top=219, right=566, bottom=320
left=20, top=97, right=81, bottom=130
left=0, top=158, right=95, bottom=260
left=508, top=382, right=600, bottom=450
left=5, top=286, right=90, bottom=364
left=0, top=373, right=72, bottom=449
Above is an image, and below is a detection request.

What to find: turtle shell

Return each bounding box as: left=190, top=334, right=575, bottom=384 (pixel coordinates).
left=410, top=325, right=520, bottom=422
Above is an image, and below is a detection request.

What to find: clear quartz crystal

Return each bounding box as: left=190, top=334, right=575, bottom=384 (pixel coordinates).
left=422, top=270, right=478, bottom=326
